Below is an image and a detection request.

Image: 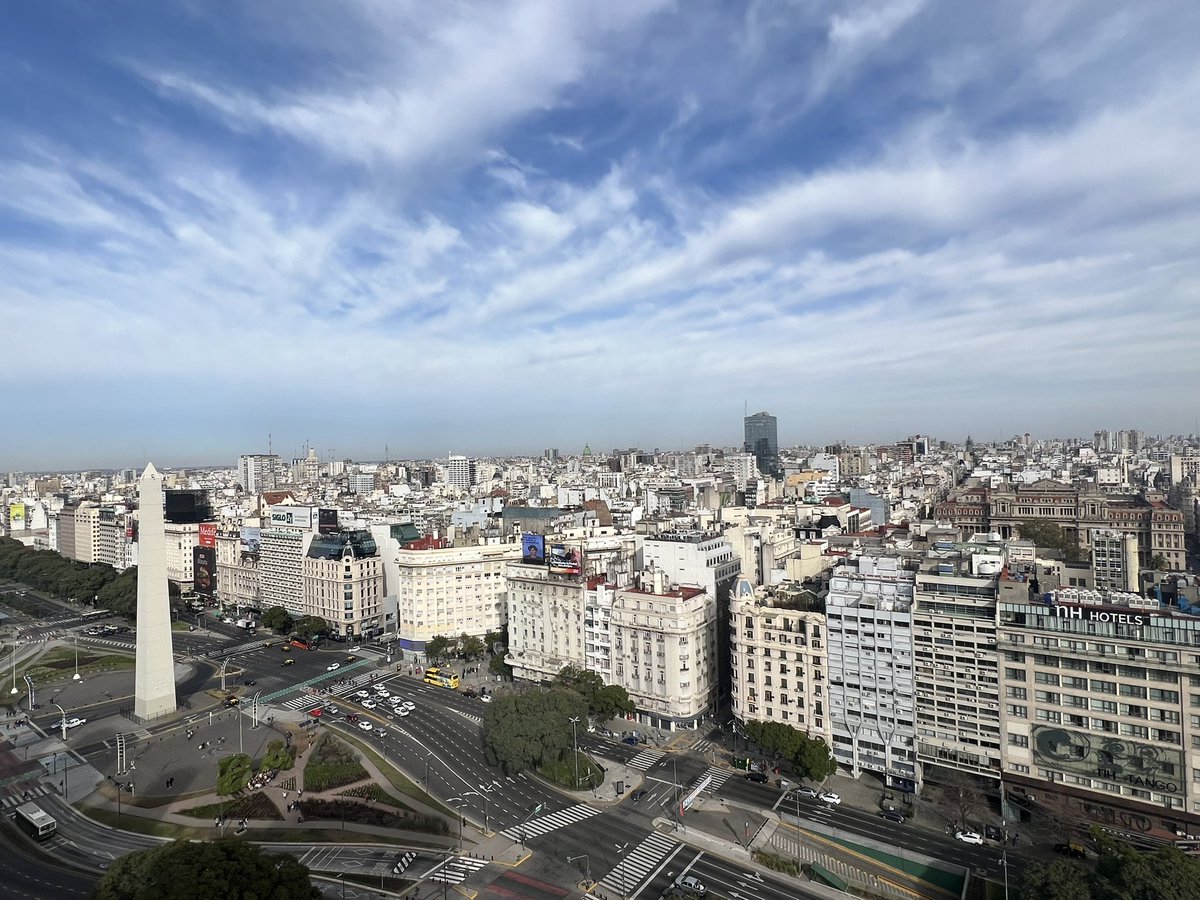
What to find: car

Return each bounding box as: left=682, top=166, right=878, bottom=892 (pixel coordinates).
left=745, top=771, right=768, bottom=783
left=327, top=663, right=340, bottom=671
left=376, top=689, right=390, bottom=698
left=401, top=701, right=415, bottom=711
left=243, top=679, right=256, bottom=686
left=345, top=655, right=358, bottom=662
left=587, top=724, right=596, bottom=733
left=282, top=658, right=295, bottom=666
left=326, top=705, right=340, bottom=715
left=880, top=810, right=907, bottom=824
left=344, top=713, right=359, bottom=724
left=674, top=875, right=706, bottom=896
left=955, top=830, right=984, bottom=845
left=376, top=727, right=387, bottom=735
left=388, top=696, right=403, bottom=705
left=355, top=690, right=369, bottom=698
left=819, top=792, right=842, bottom=805
left=631, top=789, right=649, bottom=801
left=57, top=717, right=86, bottom=729
left=373, top=684, right=388, bottom=693
left=358, top=720, right=375, bottom=732
left=622, top=736, right=640, bottom=745
left=281, top=644, right=291, bottom=652
left=362, top=699, right=377, bottom=709
left=397, top=707, right=410, bottom=717
left=479, top=694, right=492, bottom=703
left=792, top=786, right=819, bottom=799
left=224, top=697, right=240, bottom=707
left=1054, top=842, right=1087, bottom=858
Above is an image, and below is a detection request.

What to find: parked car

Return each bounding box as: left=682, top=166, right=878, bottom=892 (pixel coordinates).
left=355, top=690, right=369, bottom=698
left=479, top=694, right=492, bottom=703
left=462, top=688, right=478, bottom=698
left=745, top=771, right=768, bottom=783
left=881, top=810, right=906, bottom=824
left=955, top=830, right=984, bottom=845
left=376, top=689, right=390, bottom=698
left=362, top=699, right=377, bottom=709
left=819, top=791, right=842, bottom=805
left=792, top=786, right=819, bottom=799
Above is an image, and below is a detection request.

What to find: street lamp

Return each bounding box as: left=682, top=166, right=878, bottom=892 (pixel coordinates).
left=566, top=854, right=592, bottom=888
left=425, top=751, right=433, bottom=796
left=52, top=701, right=68, bottom=741
left=9, top=640, right=17, bottom=695
left=569, top=716, right=581, bottom=788
left=72, top=635, right=81, bottom=681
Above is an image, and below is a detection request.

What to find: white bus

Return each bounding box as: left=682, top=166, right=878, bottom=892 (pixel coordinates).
left=14, top=802, right=57, bottom=841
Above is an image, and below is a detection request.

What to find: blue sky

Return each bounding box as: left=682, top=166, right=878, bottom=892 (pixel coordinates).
left=2, top=1, right=1198, bottom=470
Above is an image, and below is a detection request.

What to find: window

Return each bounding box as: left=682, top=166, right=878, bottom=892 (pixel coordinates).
left=1007, top=704, right=1028, bottom=718
left=1005, top=667, right=1026, bottom=681
left=1008, top=733, right=1030, bottom=748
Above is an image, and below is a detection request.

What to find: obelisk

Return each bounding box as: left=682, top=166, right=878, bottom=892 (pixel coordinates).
left=134, top=463, right=177, bottom=719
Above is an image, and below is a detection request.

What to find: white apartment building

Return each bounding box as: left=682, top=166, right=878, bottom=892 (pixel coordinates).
left=826, top=554, right=920, bottom=792
left=446, top=455, right=476, bottom=492
left=216, top=525, right=261, bottom=612
left=370, top=525, right=521, bottom=653
left=238, top=454, right=279, bottom=495
left=727, top=454, right=758, bottom=491
left=912, top=545, right=1004, bottom=781
left=643, top=531, right=740, bottom=602
left=302, top=530, right=384, bottom=639
left=610, top=570, right=717, bottom=730
left=348, top=473, right=377, bottom=495
left=730, top=578, right=829, bottom=743
left=1091, top=528, right=1140, bottom=593
left=260, top=522, right=317, bottom=616
left=164, top=521, right=199, bottom=585
left=505, top=562, right=587, bottom=681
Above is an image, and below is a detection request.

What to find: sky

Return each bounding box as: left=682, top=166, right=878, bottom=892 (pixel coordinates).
left=2, top=1, right=1198, bottom=471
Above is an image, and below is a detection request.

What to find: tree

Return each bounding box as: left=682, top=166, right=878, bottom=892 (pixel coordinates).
left=553, top=664, right=633, bottom=720
left=1017, top=519, right=1083, bottom=561
left=458, top=633, right=486, bottom=660
left=793, top=735, right=837, bottom=782
left=425, top=634, right=455, bottom=664
left=482, top=689, right=588, bottom=774
left=937, top=770, right=986, bottom=831
left=292, top=616, right=326, bottom=640
left=261, top=606, right=294, bottom=633
left=1149, top=553, right=1169, bottom=572
left=742, top=721, right=836, bottom=781
left=94, top=837, right=321, bottom=900
left=1020, top=860, right=1092, bottom=900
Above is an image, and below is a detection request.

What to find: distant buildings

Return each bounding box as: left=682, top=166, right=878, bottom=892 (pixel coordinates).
left=238, top=454, right=279, bottom=495
left=446, top=455, right=476, bottom=492
left=743, top=410, right=780, bottom=476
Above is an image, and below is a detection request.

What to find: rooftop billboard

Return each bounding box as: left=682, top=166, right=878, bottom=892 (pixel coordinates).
left=521, top=533, right=546, bottom=565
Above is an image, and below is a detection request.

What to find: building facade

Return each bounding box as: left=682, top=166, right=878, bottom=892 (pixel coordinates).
left=238, top=454, right=279, bottom=495
left=744, top=411, right=780, bottom=476
left=302, top=530, right=383, bottom=639
left=1091, top=528, right=1140, bottom=593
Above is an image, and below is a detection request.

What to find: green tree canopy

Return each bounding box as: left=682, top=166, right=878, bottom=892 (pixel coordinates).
left=94, top=837, right=320, bottom=900
left=743, top=720, right=837, bottom=782
left=1020, top=859, right=1092, bottom=900
left=425, top=634, right=454, bottom=664
left=553, top=664, right=634, bottom=720
left=261, top=606, right=294, bottom=633
left=1017, top=832, right=1200, bottom=900
left=458, top=633, right=486, bottom=659
left=482, top=689, right=588, bottom=774
left=292, top=616, right=326, bottom=640
left=1017, top=520, right=1083, bottom=561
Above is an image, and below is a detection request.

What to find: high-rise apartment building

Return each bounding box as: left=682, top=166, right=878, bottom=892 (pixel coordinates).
left=259, top=514, right=318, bottom=616
left=505, top=562, right=587, bottom=681
left=827, top=554, right=920, bottom=791
left=1090, top=528, right=1140, bottom=593
left=238, top=454, right=280, bottom=495
left=730, top=578, right=829, bottom=741
left=743, top=411, right=780, bottom=476
left=446, top=455, right=476, bottom=492
left=912, top=544, right=1004, bottom=781
left=348, top=472, right=377, bottom=495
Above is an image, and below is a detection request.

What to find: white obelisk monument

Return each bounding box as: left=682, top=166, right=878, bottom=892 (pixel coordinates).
left=134, top=463, right=177, bottom=719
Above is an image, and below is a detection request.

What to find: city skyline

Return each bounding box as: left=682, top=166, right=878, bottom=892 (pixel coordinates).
left=2, top=2, right=1198, bottom=470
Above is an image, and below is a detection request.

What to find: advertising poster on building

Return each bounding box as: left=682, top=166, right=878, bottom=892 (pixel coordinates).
left=240, top=527, right=261, bottom=556
left=318, top=508, right=339, bottom=534
left=548, top=543, right=582, bottom=575
left=198, top=523, right=217, bottom=548
left=8, top=503, right=25, bottom=526
left=521, top=533, right=546, bottom=565
left=268, top=505, right=314, bottom=530
left=193, top=545, right=216, bottom=596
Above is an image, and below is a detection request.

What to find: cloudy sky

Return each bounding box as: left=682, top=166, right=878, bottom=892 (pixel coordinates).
left=2, top=1, right=1197, bottom=470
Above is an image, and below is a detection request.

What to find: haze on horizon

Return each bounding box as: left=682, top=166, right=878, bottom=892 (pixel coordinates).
left=1, top=1, right=1197, bottom=472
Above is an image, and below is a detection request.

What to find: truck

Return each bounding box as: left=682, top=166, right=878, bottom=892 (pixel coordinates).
left=236, top=618, right=257, bottom=629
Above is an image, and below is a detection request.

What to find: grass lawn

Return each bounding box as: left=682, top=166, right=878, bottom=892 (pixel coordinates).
left=537, top=751, right=602, bottom=790
left=179, top=792, right=283, bottom=821
left=24, top=648, right=133, bottom=683
left=303, top=734, right=369, bottom=792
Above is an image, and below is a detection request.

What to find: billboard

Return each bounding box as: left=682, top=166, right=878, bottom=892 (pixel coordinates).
left=548, top=543, right=582, bottom=575
left=521, top=533, right=546, bottom=565
left=193, top=545, right=216, bottom=597
left=1032, top=725, right=1184, bottom=796
left=8, top=503, right=25, bottom=524
left=240, top=527, right=261, bottom=556
left=198, top=523, right=217, bottom=548
left=268, top=505, right=314, bottom=530
left=318, top=508, right=339, bottom=534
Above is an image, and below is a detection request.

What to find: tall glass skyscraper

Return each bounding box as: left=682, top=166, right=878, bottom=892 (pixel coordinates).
left=743, top=410, right=779, bottom=475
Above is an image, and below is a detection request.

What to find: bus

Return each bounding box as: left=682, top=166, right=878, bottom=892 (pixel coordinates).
left=423, top=667, right=460, bottom=689
left=290, top=636, right=316, bottom=651
left=14, top=802, right=57, bottom=841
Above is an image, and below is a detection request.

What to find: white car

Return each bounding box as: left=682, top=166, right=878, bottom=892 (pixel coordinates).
left=58, top=717, right=86, bottom=729
left=955, top=830, right=984, bottom=845
left=376, top=689, right=390, bottom=698
left=819, top=791, right=842, bottom=805
left=397, top=707, right=410, bottom=717
left=326, top=705, right=340, bottom=715
left=402, top=701, right=415, bottom=711
left=793, top=786, right=820, bottom=799
left=388, top=696, right=403, bottom=705
left=479, top=694, right=492, bottom=703
left=358, top=720, right=375, bottom=732
left=355, top=690, right=369, bottom=698
left=373, top=684, right=388, bottom=693
left=362, top=699, right=377, bottom=709
left=327, top=663, right=340, bottom=671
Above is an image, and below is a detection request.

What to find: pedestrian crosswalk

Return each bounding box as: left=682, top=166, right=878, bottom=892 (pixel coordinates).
left=0, top=783, right=51, bottom=809
left=498, top=804, right=599, bottom=841
left=281, top=696, right=322, bottom=711
left=627, top=748, right=664, bottom=771
left=695, top=766, right=729, bottom=793
left=421, top=856, right=490, bottom=884
left=599, top=831, right=679, bottom=894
